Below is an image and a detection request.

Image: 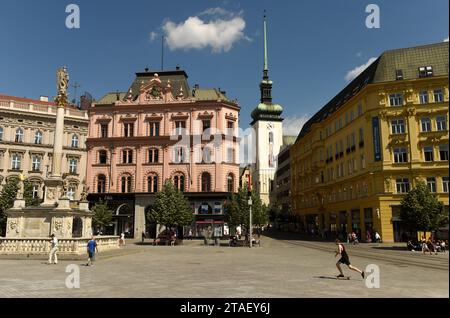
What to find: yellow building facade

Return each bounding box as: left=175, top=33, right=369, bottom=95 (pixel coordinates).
left=291, top=42, right=449, bottom=242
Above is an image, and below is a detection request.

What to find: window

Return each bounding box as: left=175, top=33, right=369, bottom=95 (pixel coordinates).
left=31, top=156, right=41, bottom=171
left=0, top=127, right=3, bottom=141
left=359, top=128, right=364, bottom=145
left=121, top=175, right=132, bottom=193
left=227, top=174, right=234, bottom=192
left=227, top=147, right=235, bottom=163
left=393, top=148, right=408, bottom=163
left=175, top=121, right=186, bottom=135
left=69, top=158, right=78, bottom=174
left=419, top=91, right=429, bottom=104
left=99, top=150, right=107, bottom=164
left=122, top=149, right=133, bottom=164
left=436, top=116, right=447, bottom=131
left=173, top=174, right=185, bottom=192
left=202, top=120, right=211, bottom=132
left=97, top=175, right=106, bottom=193
left=71, top=135, right=79, bottom=148
left=434, top=89, right=443, bottom=103
left=202, top=147, right=212, bottom=163
left=34, top=131, right=43, bottom=144
left=149, top=122, right=160, bottom=137
left=421, top=118, right=431, bottom=132
left=15, top=129, right=24, bottom=143
left=424, top=146, right=434, bottom=162
left=11, top=153, right=21, bottom=170
left=389, top=93, right=403, bottom=106
left=350, top=110, right=354, bottom=122
left=269, top=132, right=274, bottom=143
left=124, top=123, right=134, bottom=137
left=67, top=184, right=77, bottom=200
left=148, top=149, right=159, bottom=163
left=351, top=132, right=356, bottom=148
left=201, top=172, right=211, bottom=192
left=32, top=183, right=40, bottom=199
left=357, top=103, right=363, bottom=116
left=443, top=177, right=449, bottom=193
left=227, top=121, right=234, bottom=130
left=147, top=175, right=158, bottom=193
left=427, top=177, right=437, bottom=193
left=396, top=178, right=410, bottom=193
left=395, top=69, right=404, bottom=80
left=418, top=66, right=433, bottom=78
left=439, top=144, right=449, bottom=161
left=361, top=154, right=366, bottom=169
left=100, top=124, right=108, bottom=138
left=173, top=147, right=186, bottom=163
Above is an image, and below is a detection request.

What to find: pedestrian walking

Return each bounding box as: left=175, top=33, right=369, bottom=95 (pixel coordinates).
left=334, top=239, right=365, bottom=279
left=141, top=231, right=146, bottom=243
left=48, top=234, right=58, bottom=265
left=374, top=231, right=381, bottom=243
left=119, top=232, right=125, bottom=246
left=188, top=229, right=193, bottom=240
left=86, top=236, right=98, bottom=266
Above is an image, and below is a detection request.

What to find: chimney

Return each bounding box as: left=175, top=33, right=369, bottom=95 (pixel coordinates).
left=40, top=96, right=49, bottom=102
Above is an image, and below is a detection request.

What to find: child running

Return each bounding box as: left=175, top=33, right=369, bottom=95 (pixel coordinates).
left=334, top=239, right=365, bottom=279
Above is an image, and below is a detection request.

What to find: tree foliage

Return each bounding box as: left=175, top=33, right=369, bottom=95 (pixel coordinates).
left=400, top=181, right=447, bottom=232
left=92, top=201, right=113, bottom=231
left=146, top=180, right=193, bottom=231
left=226, top=184, right=269, bottom=233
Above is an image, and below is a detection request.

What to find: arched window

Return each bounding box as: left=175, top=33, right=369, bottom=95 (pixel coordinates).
left=97, top=174, right=106, bottom=193
left=34, top=131, right=43, bottom=144
left=147, top=174, right=158, bottom=193
left=201, top=172, right=211, bottom=192
left=173, top=173, right=185, bottom=192
left=71, top=135, right=79, bottom=148
left=121, top=175, right=132, bottom=193
left=99, top=150, right=107, bottom=164
left=227, top=174, right=234, bottom=193
left=15, top=128, right=24, bottom=143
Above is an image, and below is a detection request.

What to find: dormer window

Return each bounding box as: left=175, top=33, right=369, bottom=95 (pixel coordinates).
left=419, top=66, right=433, bottom=78
left=395, top=69, right=403, bottom=80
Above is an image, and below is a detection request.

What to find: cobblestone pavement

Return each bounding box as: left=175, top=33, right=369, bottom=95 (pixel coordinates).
left=0, top=235, right=447, bottom=298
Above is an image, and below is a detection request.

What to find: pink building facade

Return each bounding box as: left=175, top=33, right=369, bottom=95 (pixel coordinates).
left=86, top=70, right=240, bottom=238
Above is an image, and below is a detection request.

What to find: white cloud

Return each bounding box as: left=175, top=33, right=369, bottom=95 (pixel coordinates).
left=149, top=31, right=158, bottom=42
left=345, top=57, right=377, bottom=81
left=162, top=9, right=247, bottom=53
left=444, top=37, right=449, bottom=42
left=283, top=115, right=309, bottom=136
left=356, top=51, right=363, bottom=58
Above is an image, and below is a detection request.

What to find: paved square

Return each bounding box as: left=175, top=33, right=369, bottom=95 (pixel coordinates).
left=0, top=235, right=448, bottom=298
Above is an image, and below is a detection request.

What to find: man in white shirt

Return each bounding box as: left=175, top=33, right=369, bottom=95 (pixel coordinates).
left=48, top=234, right=58, bottom=265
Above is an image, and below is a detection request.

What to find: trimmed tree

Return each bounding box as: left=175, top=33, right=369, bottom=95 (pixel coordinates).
left=400, top=180, right=447, bottom=233
left=146, top=180, right=193, bottom=236
left=92, top=201, right=113, bottom=233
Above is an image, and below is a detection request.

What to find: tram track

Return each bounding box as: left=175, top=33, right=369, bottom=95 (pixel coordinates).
left=283, top=240, right=449, bottom=271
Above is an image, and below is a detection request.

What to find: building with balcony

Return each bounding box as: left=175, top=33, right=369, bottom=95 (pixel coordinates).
left=0, top=94, right=88, bottom=202
left=86, top=69, right=240, bottom=238
left=291, top=42, right=449, bottom=242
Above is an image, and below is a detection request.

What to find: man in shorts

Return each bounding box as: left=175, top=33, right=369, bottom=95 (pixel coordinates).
left=335, top=239, right=365, bottom=278
left=86, top=236, right=98, bottom=266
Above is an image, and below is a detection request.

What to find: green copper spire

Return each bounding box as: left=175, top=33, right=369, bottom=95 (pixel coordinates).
left=263, top=10, right=269, bottom=79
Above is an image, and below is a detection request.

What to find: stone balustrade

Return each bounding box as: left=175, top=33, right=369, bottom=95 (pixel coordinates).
left=0, top=236, right=119, bottom=255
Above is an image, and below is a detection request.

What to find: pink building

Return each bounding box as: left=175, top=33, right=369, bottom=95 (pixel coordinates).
left=86, top=69, right=240, bottom=238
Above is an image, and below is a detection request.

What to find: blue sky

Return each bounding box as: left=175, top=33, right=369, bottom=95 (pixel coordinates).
left=0, top=0, right=448, bottom=135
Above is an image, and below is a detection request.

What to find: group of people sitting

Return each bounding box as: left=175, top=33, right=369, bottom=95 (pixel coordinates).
left=407, top=237, right=447, bottom=254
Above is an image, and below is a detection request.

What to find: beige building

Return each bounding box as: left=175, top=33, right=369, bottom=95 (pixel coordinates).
left=0, top=94, right=88, bottom=201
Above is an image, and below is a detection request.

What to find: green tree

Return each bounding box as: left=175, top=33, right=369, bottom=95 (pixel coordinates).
left=92, top=201, right=113, bottom=232
left=0, top=177, right=41, bottom=235
left=226, top=184, right=268, bottom=234
left=400, top=181, right=447, bottom=233
left=146, top=180, right=193, bottom=233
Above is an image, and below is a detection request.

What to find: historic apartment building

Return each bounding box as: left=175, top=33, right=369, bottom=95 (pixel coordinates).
left=291, top=42, right=449, bottom=243
left=0, top=95, right=89, bottom=201
left=86, top=69, right=240, bottom=239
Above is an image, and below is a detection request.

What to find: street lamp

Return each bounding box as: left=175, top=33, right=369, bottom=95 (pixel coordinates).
left=248, top=196, right=253, bottom=248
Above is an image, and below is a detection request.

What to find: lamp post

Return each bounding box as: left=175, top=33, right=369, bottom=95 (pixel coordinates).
left=248, top=196, right=253, bottom=248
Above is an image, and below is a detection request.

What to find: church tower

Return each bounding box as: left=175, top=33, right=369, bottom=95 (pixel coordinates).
left=250, top=12, right=283, bottom=206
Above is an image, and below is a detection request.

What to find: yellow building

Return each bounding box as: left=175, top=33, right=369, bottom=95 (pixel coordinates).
left=291, top=42, right=449, bottom=242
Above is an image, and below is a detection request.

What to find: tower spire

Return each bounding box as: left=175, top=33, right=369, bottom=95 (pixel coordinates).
left=263, top=10, right=269, bottom=80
